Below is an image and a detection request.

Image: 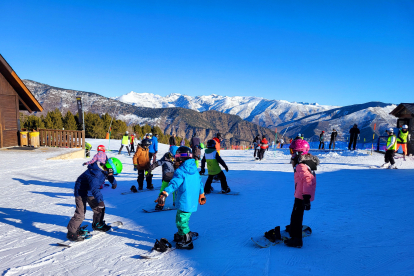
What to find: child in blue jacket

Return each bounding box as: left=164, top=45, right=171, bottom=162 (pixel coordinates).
left=156, top=146, right=206, bottom=249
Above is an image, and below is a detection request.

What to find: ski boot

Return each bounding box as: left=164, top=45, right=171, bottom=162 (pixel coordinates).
left=176, top=233, right=194, bottom=250
left=389, top=164, right=398, bottom=169
left=92, top=221, right=112, bottom=232
left=264, top=226, right=281, bottom=243
left=147, top=185, right=154, bottom=190
left=78, top=225, right=89, bottom=238
left=205, top=187, right=214, bottom=194
left=221, top=187, right=231, bottom=194
left=284, top=237, right=303, bottom=248
left=381, top=163, right=390, bottom=168
left=130, top=185, right=138, bottom=193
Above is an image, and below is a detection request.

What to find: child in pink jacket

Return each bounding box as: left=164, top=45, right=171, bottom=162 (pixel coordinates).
left=264, top=139, right=319, bottom=248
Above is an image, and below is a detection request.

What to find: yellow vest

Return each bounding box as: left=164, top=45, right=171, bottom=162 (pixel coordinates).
left=387, top=135, right=396, bottom=150
left=122, top=135, right=129, bottom=145
left=397, top=130, right=408, bottom=144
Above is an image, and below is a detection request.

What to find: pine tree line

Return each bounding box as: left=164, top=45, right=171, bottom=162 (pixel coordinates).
left=19, top=109, right=190, bottom=146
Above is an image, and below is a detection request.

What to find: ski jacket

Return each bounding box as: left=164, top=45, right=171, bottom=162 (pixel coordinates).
left=349, top=127, right=360, bottom=140
left=386, top=135, right=397, bottom=150
left=85, top=152, right=108, bottom=166
left=397, top=129, right=409, bottom=144
left=259, top=138, right=269, bottom=149
left=164, top=159, right=204, bottom=213
left=74, top=162, right=117, bottom=203
left=130, top=135, right=135, bottom=144
left=331, top=131, right=337, bottom=141
left=133, top=146, right=150, bottom=170
left=85, top=142, right=92, bottom=150
left=293, top=154, right=319, bottom=201
left=190, top=136, right=201, bottom=159
left=201, top=148, right=228, bottom=175
left=319, top=133, right=324, bottom=142
left=149, top=136, right=158, bottom=153
left=213, top=137, right=221, bottom=152
left=121, top=135, right=129, bottom=145
left=169, top=136, right=176, bottom=146
left=150, top=152, right=175, bottom=182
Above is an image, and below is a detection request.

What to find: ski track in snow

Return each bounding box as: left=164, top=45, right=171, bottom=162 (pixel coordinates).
left=1, top=140, right=414, bottom=275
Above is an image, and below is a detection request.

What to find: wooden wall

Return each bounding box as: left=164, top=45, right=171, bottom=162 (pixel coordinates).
left=0, top=72, right=19, bottom=148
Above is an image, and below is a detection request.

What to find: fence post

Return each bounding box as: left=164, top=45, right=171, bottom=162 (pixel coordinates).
left=82, top=130, right=85, bottom=149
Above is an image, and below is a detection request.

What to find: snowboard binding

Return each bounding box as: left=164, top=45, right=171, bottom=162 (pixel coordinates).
left=264, top=226, right=282, bottom=242
left=152, top=238, right=172, bottom=253
left=130, top=185, right=138, bottom=193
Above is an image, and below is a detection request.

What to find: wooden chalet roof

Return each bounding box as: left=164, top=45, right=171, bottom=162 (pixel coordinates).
left=389, top=103, right=414, bottom=117
left=0, top=54, right=43, bottom=112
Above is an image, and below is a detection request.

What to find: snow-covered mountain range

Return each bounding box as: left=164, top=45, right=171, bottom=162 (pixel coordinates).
left=114, top=92, right=337, bottom=128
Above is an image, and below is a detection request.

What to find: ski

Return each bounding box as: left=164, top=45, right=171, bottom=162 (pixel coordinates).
left=142, top=206, right=177, bottom=213
left=121, top=186, right=161, bottom=195
left=57, top=221, right=123, bottom=247
left=251, top=225, right=312, bottom=248
left=140, top=232, right=199, bottom=259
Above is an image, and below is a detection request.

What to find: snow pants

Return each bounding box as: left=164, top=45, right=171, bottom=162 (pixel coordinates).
left=289, top=198, right=305, bottom=239
left=67, top=196, right=104, bottom=234
left=137, top=170, right=153, bottom=189
left=130, top=143, right=135, bottom=153
left=85, top=148, right=91, bottom=157
left=258, top=148, right=266, bottom=160
left=384, top=150, right=395, bottom=165
left=348, top=138, right=357, bottom=150
left=329, top=139, right=336, bottom=150
left=160, top=180, right=176, bottom=203
left=254, top=148, right=259, bottom=158
left=318, top=142, right=325, bottom=149
left=118, top=145, right=130, bottom=155
left=176, top=210, right=192, bottom=235
left=204, top=171, right=228, bottom=193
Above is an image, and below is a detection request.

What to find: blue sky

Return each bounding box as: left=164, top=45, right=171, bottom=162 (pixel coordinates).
left=1, top=0, right=413, bottom=106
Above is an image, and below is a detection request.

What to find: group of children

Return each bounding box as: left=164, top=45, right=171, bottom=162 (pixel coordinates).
left=67, top=131, right=320, bottom=250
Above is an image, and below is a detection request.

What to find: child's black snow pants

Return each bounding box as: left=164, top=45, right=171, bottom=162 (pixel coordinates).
left=204, top=171, right=228, bottom=193
left=137, top=170, right=153, bottom=189
left=384, top=150, right=395, bottom=165
left=289, top=198, right=305, bottom=239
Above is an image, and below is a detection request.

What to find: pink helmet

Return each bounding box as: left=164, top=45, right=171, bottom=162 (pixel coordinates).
left=289, top=139, right=310, bottom=155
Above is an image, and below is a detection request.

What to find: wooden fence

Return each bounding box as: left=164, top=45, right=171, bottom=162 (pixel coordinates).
left=38, top=129, right=85, bottom=149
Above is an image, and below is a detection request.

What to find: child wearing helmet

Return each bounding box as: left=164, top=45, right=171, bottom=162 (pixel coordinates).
left=396, top=125, right=410, bottom=161
left=150, top=145, right=179, bottom=209
left=156, top=146, right=206, bottom=250
left=66, top=157, right=122, bottom=241
left=83, top=145, right=108, bottom=189
left=85, top=142, right=92, bottom=157
left=264, top=139, right=319, bottom=248
left=200, top=139, right=231, bottom=194
left=382, top=128, right=398, bottom=169
left=131, top=138, right=153, bottom=192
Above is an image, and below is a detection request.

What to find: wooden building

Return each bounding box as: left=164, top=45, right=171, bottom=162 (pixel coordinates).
left=0, top=54, right=43, bottom=148
left=389, top=103, right=414, bottom=155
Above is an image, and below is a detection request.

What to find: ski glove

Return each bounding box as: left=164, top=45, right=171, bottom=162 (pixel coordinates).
left=155, top=191, right=168, bottom=207
left=98, top=201, right=105, bottom=208
left=82, top=162, right=87, bottom=166
left=200, top=168, right=205, bottom=175
left=199, top=193, right=206, bottom=205
left=303, top=195, right=311, bottom=211
left=134, top=165, right=137, bottom=171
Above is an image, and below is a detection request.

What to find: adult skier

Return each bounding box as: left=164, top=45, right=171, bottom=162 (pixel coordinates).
left=348, top=124, right=360, bottom=150
left=329, top=129, right=338, bottom=150
left=253, top=135, right=261, bottom=159
left=149, top=133, right=159, bottom=163
left=381, top=128, right=397, bottom=169
left=169, top=134, right=177, bottom=147
left=396, top=125, right=410, bottom=161
left=118, top=131, right=131, bottom=156
left=200, top=139, right=231, bottom=194
left=66, top=157, right=123, bottom=241
left=190, top=132, right=201, bottom=168
left=318, top=131, right=325, bottom=149
left=131, top=138, right=153, bottom=191
left=263, top=139, right=319, bottom=248
left=258, top=135, right=269, bottom=160
left=151, top=146, right=178, bottom=210
left=156, top=146, right=206, bottom=249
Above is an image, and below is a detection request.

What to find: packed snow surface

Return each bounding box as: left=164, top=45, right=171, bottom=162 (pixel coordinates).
left=1, top=140, right=414, bottom=275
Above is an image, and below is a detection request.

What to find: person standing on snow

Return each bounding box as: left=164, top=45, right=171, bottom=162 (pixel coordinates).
left=131, top=138, right=154, bottom=191
left=348, top=124, right=360, bottom=150
left=130, top=133, right=135, bottom=153
left=263, top=139, right=319, bottom=248
left=253, top=135, right=261, bottom=158
left=396, top=125, right=410, bottom=161
left=258, top=135, right=269, bottom=160
left=200, top=139, right=231, bottom=194
left=85, top=142, right=92, bottom=157
left=329, top=129, right=338, bottom=150
left=213, top=133, right=223, bottom=155
left=66, top=158, right=122, bottom=241
left=381, top=128, right=398, bottom=169
left=149, top=133, right=159, bottom=164
left=280, top=138, right=285, bottom=148
left=118, top=131, right=131, bottom=156
left=155, top=146, right=206, bottom=250
left=318, top=131, right=325, bottom=149
left=169, top=134, right=177, bottom=147
left=190, top=132, right=202, bottom=168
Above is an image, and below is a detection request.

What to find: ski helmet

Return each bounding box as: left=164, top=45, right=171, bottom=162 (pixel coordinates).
left=169, top=145, right=179, bottom=156
left=125, top=131, right=129, bottom=135
left=289, top=139, right=310, bottom=155
left=387, top=128, right=394, bottom=134
left=175, top=146, right=192, bottom=162
left=297, top=133, right=301, bottom=137
left=216, top=133, right=223, bottom=139
left=402, top=125, right=408, bottom=129
left=207, top=139, right=217, bottom=149
left=141, top=138, right=152, bottom=148
left=105, top=157, right=123, bottom=175
left=97, top=145, right=106, bottom=152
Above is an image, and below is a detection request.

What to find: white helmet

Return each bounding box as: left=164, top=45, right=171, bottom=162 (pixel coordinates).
left=387, top=128, right=394, bottom=133
left=298, top=133, right=301, bottom=136
left=126, top=131, right=129, bottom=135
left=402, top=125, right=408, bottom=129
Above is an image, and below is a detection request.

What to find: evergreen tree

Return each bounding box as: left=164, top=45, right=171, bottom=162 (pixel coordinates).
left=112, top=119, right=127, bottom=139
left=44, top=111, right=55, bottom=129
left=52, top=108, right=64, bottom=129
left=101, top=113, right=112, bottom=134
left=134, top=124, right=143, bottom=139
left=23, top=115, right=45, bottom=130
left=63, top=111, right=78, bottom=130
left=84, top=112, right=106, bottom=138
left=142, top=124, right=152, bottom=135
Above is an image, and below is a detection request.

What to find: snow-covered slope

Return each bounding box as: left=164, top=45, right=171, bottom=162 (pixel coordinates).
left=1, top=140, right=414, bottom=275
left=114, top=92, right=337, bottom=128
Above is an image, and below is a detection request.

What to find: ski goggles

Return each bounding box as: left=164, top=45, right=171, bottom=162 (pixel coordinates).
left=175, top=153, right=192, bottom=158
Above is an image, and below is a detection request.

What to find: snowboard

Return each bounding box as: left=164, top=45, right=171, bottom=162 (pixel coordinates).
left=121, top=186, right=161, bottom=195
left=251, top=225, right=312, bottom=248
left=142, top=206, right=177, bottom=213
left=140, top=232, right=199, bottom=259
left=369, top=165, right=398, bottom=169
left=209, top=190, right=239, bottom=196
left=57, top=221, right=123, bottom=247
